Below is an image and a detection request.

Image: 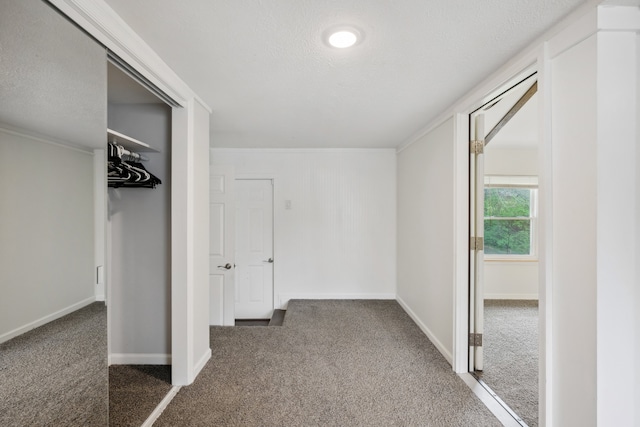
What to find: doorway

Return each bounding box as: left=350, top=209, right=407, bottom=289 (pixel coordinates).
left=234, top=179, right=274, bottom=320
left=469, top=73, right=540, bottom=426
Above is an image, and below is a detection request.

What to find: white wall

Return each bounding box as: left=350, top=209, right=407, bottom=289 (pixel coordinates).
left=484, top=263, right=538, bottom=300
left=484, top=147, right=538, bottom=176
left=108, top=103, right=172, bottom=363
left=593, top=24, right=638, bottom=427
left=484, top=146, right=539, bottom=299
left=210, top=149, right=396, bottom=307
left=547, top=10, right=640, bottom=424
left=192, top=100, right=211, bottom=377
left=0, top=129, right=95, bottom=342
left=172, top=98, right=213, bottom=385
left=550, top=33, right=598, bottom=427
left=396, top=118, right=454, bottom=363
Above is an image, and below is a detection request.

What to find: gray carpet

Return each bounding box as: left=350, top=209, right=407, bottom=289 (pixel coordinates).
left=155, top=300, right=501, bottom=426
left=0, top=302, right=108, bottom=426
left=109, top=365, right=172, bottom=426
left=477, top=300, right=538, bottom=426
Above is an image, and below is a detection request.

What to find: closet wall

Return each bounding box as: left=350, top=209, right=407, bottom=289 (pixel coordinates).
left=107, top=102, right=172, bottom=363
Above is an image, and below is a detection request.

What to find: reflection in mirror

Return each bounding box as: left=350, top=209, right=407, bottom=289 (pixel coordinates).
left=0, top=0, right=108, bottom=425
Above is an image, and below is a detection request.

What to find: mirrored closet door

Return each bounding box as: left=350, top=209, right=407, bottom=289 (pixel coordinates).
left=0, top=0, right=108, bottom=425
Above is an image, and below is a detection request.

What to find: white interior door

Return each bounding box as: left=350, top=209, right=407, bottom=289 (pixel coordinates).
left=470, top=114, right=485, bottom=371
left=234, top=179, right=274, bottom=319
left=209, top=165, right=235, bottom=326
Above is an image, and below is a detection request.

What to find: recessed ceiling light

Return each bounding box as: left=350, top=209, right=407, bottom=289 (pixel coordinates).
left=324, top=26, right=363, bottom=49
left=329, top=30, right=358, bottom=48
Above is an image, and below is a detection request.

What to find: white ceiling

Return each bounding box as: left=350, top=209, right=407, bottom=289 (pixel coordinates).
left=0, top=0, right=107, bottom=149
left=104, top=0, right=587, bottom=149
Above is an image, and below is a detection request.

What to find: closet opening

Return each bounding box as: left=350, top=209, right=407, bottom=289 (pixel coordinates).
left=105, top=57, right=175, bottom=422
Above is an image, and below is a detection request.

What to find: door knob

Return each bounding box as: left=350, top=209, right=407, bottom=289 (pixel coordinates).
left=263, top=258, right=273, bottom=263
left=217, top=263, right=232, bottom=270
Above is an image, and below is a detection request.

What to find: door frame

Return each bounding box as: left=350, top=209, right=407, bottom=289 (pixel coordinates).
left=468, top=113, right=486, bottom=373
left=235, top=173, right=278, bottom=314
left=209, top=165, right=236, bottom=326
left=453, top=63, right=541, bottom=370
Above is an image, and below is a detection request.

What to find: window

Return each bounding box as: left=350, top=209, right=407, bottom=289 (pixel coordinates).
left=484, top=176, right=538, bottom=259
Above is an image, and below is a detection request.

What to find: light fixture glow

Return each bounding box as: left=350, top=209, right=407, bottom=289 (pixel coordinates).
left=328, top=30, right=358, bottom=48
left=323, top=25, right=363, bottom=49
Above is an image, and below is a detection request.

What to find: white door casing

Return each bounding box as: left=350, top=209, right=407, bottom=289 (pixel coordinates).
left=234, top=179, right=274, bottom=319
left=209, top=165, right=235, bottom=326
left=470, top=114, right=485, bottom=372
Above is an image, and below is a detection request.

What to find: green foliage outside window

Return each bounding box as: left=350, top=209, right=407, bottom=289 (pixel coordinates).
left=484, top=188, right=532, bottom=255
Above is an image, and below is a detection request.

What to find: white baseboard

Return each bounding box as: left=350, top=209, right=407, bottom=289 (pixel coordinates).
left=484, top=293, right=538, bottom=300
left=396, top=295, right=453, bottom=365
left=193, top=348, right=211, bottom=380
left=278, top=293, right=396, bottom=309
left=109, top=353, right=171, bottom=365
left=0, top=296, right=96, bottom=344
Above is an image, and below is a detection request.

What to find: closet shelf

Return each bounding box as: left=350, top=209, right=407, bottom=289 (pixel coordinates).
left=107, top=128, right=159, bottom=153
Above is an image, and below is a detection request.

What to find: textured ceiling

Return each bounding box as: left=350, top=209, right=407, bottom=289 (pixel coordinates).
left=0, top=0, right=106, bottom=149
left=104, top=0, right=587, bottom=149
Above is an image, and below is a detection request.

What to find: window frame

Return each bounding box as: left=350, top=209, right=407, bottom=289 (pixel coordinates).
left=483, top=175, right=538, bottom=261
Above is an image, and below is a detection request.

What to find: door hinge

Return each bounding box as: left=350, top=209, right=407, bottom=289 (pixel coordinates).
left=469, top=333, right=483, bottom=347
left=470, top=139, right=484, bottom=154
left=470, top=236, right=484, bottom=251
